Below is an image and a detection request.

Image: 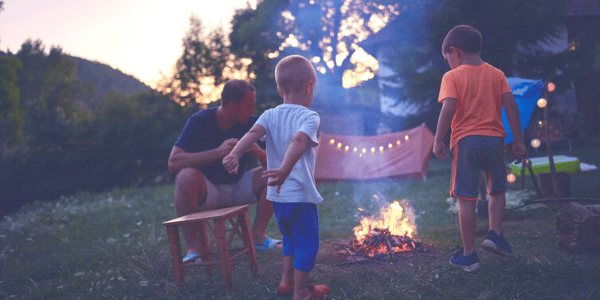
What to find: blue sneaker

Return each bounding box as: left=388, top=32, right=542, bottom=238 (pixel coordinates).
left=449, top=248, right=482, bottom=272
left=481, top=230, right=513, bottom=257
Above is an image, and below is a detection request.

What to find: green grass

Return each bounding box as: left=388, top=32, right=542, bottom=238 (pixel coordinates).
left=1, top=141, right=600, bottom=299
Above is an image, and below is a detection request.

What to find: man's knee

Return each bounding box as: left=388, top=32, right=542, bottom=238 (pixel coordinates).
left=175, top=168, right=203, bottom=186
left=175, top=168, right=207, bottom=201
left=251, top=167, right=268, bottom=196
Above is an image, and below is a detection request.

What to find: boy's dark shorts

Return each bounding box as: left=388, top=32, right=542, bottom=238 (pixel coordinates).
left=272, top=202, right=319, bottom=272
left=450, top=135, right=508, bottom=200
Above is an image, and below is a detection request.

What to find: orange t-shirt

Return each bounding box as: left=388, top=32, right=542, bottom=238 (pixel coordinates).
left=438, top=63, right=512, bottom=149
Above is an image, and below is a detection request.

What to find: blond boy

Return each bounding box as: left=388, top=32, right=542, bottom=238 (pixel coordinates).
left=223, top=55, right=329, bottom=299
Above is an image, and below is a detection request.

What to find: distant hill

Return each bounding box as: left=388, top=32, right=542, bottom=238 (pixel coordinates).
left=70, top=56, right=152, bottom=103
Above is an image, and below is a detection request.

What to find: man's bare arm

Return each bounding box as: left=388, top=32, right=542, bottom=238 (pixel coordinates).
left=168, top=138, right=237, bottom=174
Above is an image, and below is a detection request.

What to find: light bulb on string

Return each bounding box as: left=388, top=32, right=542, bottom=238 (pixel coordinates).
left=379, top=146, right=384, bottom=152
left=507, top=173, right=516, bottom=183
left=531, top=139, right=541, bottom=148
left=337, top=142, right=342, bottom=148
left=329, top=139, right=335, bottom=145
left=537, top=98, right=547, bottom=108
left=547, top=82, right=555, bottom=92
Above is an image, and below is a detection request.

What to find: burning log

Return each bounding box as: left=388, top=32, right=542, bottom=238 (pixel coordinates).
left=338, top=199, right=435, bottom=264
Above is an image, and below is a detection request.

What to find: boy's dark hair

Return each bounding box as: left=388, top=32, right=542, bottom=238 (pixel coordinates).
left=442, top=25, right=482, bottom=54
left=221, top=79, right=255, bottom=107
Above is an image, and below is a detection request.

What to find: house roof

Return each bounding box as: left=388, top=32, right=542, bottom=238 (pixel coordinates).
left=566, top=0, right=600, bottom=16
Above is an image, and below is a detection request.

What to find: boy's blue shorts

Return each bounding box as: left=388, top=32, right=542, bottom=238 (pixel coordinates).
left=450, top=135, right=508, bottom=200
left=272, top=202, right=319, bottom=272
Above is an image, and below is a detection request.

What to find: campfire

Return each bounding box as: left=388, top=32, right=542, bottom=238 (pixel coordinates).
left=338, top=197, right=434, bottom=264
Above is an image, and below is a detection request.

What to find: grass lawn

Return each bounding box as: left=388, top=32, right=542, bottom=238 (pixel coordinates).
left=1, top=141, right=599, bottom=299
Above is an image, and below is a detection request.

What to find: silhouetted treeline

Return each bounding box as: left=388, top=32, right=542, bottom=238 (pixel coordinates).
left=0, top=40, right=190, bottom=216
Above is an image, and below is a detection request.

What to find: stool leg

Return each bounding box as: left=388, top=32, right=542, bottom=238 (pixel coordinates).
left=238, top=214, right=258, bottom=275
left=214, top=219, right=233, bottom=291
left=197, top=220, right=213, bottom=275
left=166, top=226, right=185, bottom=287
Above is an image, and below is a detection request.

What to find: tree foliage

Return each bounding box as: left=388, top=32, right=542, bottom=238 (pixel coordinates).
left=390, top=0, right=566, bottom=101
left=160, top=14, right=232, bottom=106
left=1, top=39, right=189, bottom=216
left=230, top=0, right=403, bottom=105
left=0, top=56, right=24, bottom=147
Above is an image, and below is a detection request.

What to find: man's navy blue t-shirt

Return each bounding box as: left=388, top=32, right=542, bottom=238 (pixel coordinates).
left=174, top=107, right=259, bottom=185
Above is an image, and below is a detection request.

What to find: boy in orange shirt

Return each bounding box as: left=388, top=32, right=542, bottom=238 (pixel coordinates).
left=433, top=25, right=527, bottom=272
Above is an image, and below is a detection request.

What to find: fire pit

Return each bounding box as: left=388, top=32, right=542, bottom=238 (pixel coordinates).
left=337, top=199, right=435, bottom=264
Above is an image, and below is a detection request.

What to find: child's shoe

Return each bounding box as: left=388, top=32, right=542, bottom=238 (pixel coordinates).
left=449, top=248, right=482, bottom=272
left=481, top=230, right=513, bottom=257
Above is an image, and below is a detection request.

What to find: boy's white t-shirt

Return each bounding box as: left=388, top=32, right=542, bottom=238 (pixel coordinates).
left=255, top=104, right=323, bottom=204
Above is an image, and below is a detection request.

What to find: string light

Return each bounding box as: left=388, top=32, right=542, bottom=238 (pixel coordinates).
left=547, top=82, right=555, bottom=92
left=538, top=120, right=544, bottom=128
left=537, top=98, right=547, bottom=108
left=531, top=139, right=541, bottom=148
left=507, top=173, right=516, bottom=183
left=326, top=135, right=413, bottom=156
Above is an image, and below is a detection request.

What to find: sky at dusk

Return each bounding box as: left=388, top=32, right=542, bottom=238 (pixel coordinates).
left=0, top=0, right=257, bottom=87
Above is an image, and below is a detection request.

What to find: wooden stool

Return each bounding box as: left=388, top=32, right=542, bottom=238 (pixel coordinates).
left=162, top=204, right=258, bottom=290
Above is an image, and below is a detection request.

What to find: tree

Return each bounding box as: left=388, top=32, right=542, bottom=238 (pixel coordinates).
left=160, top=14, right=233, bottom=106
left=383, top=0, right=566, bottom=131
left=0, top=56, right=24, bottom=147
left=230, top=0, right=403, bottom=105
left=16, top=39, right=92, bottom=151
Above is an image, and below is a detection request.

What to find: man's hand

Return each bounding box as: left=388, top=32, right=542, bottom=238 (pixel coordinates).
left=222, top=154, right=239, bottom=175
left=262, top=168, right=291, bottom=194
left=217, top=138, right=238, bottom=158
left=433, top=140, right=447, bottom=160
left=510, top=141, right=527, bottom=164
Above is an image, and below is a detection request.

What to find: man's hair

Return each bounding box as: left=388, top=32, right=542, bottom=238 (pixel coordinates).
left=275, top=55, right=316, bottom=95
left=442, top=25, right=482, bottom=54
left=221, top=79, right=255, bottom=107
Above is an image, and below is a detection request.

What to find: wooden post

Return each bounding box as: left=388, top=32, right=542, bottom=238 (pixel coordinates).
left=238, top=213, right=258, bottom=275
left=166, top=226, right=185, bottom=287
left=214, top=219, right=233, bottom=291
left=542, top=86, right=560, bottom=198
left=197, top=220, right=213, bottom=275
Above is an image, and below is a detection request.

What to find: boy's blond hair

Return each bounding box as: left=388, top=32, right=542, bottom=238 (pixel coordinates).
left=442, top=25, right=482, bottom=54
left=275, top=55, right=316, bottom=94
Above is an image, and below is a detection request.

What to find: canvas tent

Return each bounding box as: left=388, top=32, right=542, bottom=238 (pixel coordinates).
left=314, top=123, right=434, bottom=182
left=503, top=77, right=544, bottom=144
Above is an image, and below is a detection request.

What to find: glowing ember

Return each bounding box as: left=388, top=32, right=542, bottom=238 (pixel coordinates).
left=353, top=200, right=417, bottom=243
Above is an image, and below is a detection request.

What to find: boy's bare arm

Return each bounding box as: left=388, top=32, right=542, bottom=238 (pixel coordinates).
left=262, top=131, right=310, bottom=193
left=433, top=97, right=456, bottom=160
left=222, top=124, right=266, bottom=174
left=501, top=92, right=527, bottom=163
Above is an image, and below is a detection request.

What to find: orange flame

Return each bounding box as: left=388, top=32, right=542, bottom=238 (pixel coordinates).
left=353, top=200, right=417, bottom=243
